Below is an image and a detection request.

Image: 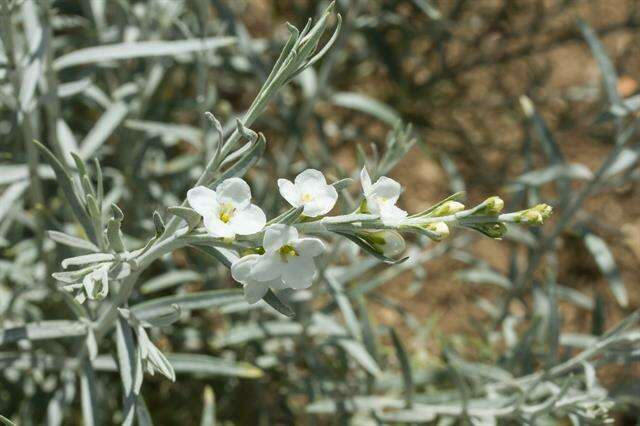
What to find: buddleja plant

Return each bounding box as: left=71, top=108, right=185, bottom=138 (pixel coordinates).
left=2, top=0, right=637, bottom=424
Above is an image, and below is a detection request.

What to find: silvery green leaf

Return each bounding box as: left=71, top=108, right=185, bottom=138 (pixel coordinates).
left=61, top=253, right=114, bottom=269
left=578, top=20, right=622, bottom=107
left=583, top=232, right=627, bottom=307
left=306, top=396, right=403, bottom=414
left=191, top=245, right=234, bottom=269
left=152, top=211, right=165, bottom=238
left=58, top=78, right=92, bottom=98
left=267, top=206, right=304, bottom=226
left=603, top=147, right=640, bottom=178
left=85, top=326, right=98, bottom=361
left=56, top=119, right=79, bottom=166
left=261, top=289, right=295, bottom=318
left=457, top=268, right=512, bottom=289
left=330, top=92, right=400, bottom=126
left=33, top=140, right=97, bottom=243
left=115, top=316, right=140, bottom=426
left=214, top=133, right=266, bottom=183
left=47, top=231, right=99, bottom=252
left=0, top=320, right=86, bottom=345
left=80, top=359, right=98, bottom=426
left=124, top=119, right=201, bottom=147
left=167, top=354, right=263, bottom=379
left=412, top=0, right=442, bottom=19
left=556, top=285, right=594, bottom=310
left=106, top=204, right=126, bottom=252
left=0, top=415, right=14, bottom=426
left=0, top=181, right=29, bottom=225
left=337, top=339, right=382, bottom=377
left=411, top=191, right=465, bottom=217
left=390, top=327, right=413, bottom=406
left=54, top=37, right=237, bottom=70
left=167, top=206, right=201, bottom=231
left=80, top=102, right=128, bottom=159
left=145, top=340, right=175, bottom=381
left=18, top=48, right=42, bottom=113
left=512, top=163, right=593, bottom=187
left=332, top=177, right=353, bottom=191
left=135, top=396, right=154, bottom=426
left=140, top=270, right=202, bottom=294
left=130, top=289, right=244, bottom=320
left=326, top=274, right=361, bottom=340
left=142, top=304, right=181, bottom=328
left=200, top=386, right=216, bottom=426
left=376, top=409, right=437, bottom=423
left=334, top=231, right=407, bottom=264
left=213, top=321, right=303, bottom=348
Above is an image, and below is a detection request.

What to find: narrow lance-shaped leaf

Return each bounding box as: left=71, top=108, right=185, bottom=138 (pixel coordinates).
left=390, top=327, right=413, bottom=408
left=32, top=140, right=98, bottom=243
left=80, top=102, right=128, bottom=159
left=578, top=19, right=622, bottom=108
left=54, top=36, right=237, bottom=70
left=200, top=386, right=216, bottom=426
left=583, top=232, right=627, bottom=307
left=47, top=230, right=99, bottom=252
left=80, top=358, right=98, bottom=426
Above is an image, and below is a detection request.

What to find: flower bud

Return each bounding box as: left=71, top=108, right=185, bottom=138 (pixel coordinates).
left=532, top=203, right=553, bottom=219
left=515, top=204, right=552, bottom=225
left=483, top=196, right=504, bottom=215
left=362, top=230, right=406, bottom=257
left=431, top=201, right=466, bottom=217
left=424, top=222, right=450, bottom=242
left=475, top=222, right=507, bottom=239
left=518, top=210, right=544, bottom=225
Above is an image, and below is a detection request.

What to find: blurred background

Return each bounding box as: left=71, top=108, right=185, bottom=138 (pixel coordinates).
left=2, top=0, right=640, bottom=424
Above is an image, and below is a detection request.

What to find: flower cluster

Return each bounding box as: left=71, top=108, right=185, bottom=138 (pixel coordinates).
left=185, top=167, right=551, bottom=304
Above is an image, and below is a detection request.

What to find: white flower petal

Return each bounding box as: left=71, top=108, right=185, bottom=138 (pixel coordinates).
left=277, top=178, right=300, bottom=208
left=229, top=204, right=266, bottom=235
left=369, top=177, right=402, bottom=204
left=379, top=203, right=407, bottom=226
left=187, top=186, right=218, bottom=217
left=263, top=224, right=298, bottom=253
left=250, top=253, right=285, bottom=281
left=243, top=280, right=269, bottom=304
left=203, top=214, right=235, bottom=238
left=302, top=185, right=338, bottom=217
left=216, top=177, right=251, bottom=209
left=360, top=167, right=372, bottom=193
left=231, top=254, right=260, bottom=283
left=294, top=238, right=325, bottom=258
left=294, top=169, right=327, bottom=192
left=281, top=257, right=316, bottom=289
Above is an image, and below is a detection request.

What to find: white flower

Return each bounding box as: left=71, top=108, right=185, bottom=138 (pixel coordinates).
left=277, top=169, right=338, bottom=217
left=231, top=254, right=286, bottom=303
left=230, top=224, right=325, bottom=303
left=187, top=178, right=266, bottom=238
left=360, top=167, right=407, bottom=225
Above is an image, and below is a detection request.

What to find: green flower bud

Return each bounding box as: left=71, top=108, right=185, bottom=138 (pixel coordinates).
left=431, top=201, right=466, bottom=217
left=532, top=203, right=553, bottom=219
left=483, top=196, right=504, bottom=215
left=361, top=230, right=406, bottom=256
left=518, top=210, right=544, bottom=225
left=424, top=222, right=450, bottom=242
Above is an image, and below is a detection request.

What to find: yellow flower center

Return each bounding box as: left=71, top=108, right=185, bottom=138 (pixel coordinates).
left=278, top=245, right=298, bottom=261
left=301, top=193, right=315, bottom=203
left=218, top=203, right=236, bottom=224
